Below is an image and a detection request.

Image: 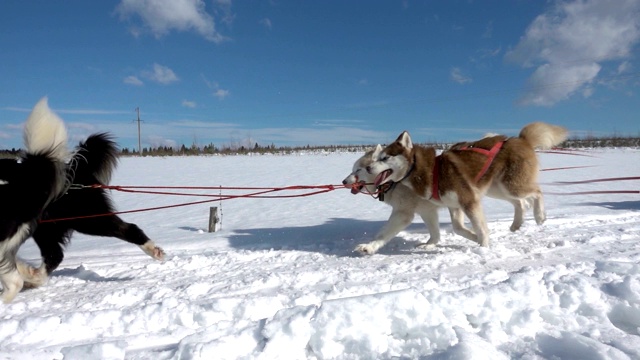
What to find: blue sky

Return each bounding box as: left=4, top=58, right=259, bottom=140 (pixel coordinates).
left=1, top=0, right=639, bottom=151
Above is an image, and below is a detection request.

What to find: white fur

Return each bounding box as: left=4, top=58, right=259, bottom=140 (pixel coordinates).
left=344, top=147, right=477, bottom=255
left=365, top=124, right=564, bottom=251
left=367, top=134, right=413, bottom=187
left=0, top=98, right=70, bottom=302
left=16, top=261, right=48, bottom=288
left=0, top=223, right=30, bottom=303
left=139, top=241, right=166, bottom=260
left=23, top=97, right=69, bottom=160
left=398, top=131, right=413, bottom=150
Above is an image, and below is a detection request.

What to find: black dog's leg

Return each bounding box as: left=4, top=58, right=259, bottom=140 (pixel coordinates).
left=29, top=223, right=69, bottom=278
left=72, top=215, right=165, bottom=261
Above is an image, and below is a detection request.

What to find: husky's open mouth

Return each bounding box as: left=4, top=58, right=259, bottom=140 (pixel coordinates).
left=350, top=180, right=366, bottom=194
left=374, top=169, right=393, bottom=187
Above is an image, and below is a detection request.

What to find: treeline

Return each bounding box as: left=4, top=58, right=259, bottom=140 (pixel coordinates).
left=561, top=136, right=640, bottom=148
left=1, top=136, right=639, bottom=158
left=119, top=142, right=388, bottom=156
left=120, top=136, right=640, bottom=156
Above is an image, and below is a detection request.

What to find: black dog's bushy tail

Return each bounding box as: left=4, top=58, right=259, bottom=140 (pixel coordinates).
left=72, top=133, right=119, bottom=185
left=22, top=97, right=70, bottom=210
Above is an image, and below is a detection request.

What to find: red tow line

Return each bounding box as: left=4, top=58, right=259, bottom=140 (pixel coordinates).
left=40, top=184, right=341, bottom=222
left=545, top=176, right=640, bottom=196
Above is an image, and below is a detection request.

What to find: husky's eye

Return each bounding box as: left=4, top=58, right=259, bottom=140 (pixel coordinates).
left=381, top=155, right=389, bottom=161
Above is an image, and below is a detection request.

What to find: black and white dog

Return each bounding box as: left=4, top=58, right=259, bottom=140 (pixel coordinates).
left=0, top=98, right=69, bottom=303
left=20, top=132, right=166, bottom=290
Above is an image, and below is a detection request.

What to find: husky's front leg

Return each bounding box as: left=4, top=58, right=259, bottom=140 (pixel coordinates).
left=414, top=206, right=441, bottom=248
left=355, top=208, right=414, bottom=255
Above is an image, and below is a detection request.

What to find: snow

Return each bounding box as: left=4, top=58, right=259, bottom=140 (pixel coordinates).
left=2, top=148, right=640, bottom=359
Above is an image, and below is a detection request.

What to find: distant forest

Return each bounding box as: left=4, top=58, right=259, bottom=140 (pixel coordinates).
left=1, top=136, right=639, bottom=158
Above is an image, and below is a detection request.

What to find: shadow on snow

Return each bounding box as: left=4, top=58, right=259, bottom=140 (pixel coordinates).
left=226, top=218, right=465, bottom=257
left=575, top=200, right=640, bottom=211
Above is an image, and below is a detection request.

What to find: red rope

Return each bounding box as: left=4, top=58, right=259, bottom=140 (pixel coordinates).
left=546, top=190, right=639, bottom=196
left=541, top=165, right=597, bottom=172
left=537, top=150, right=597, bottom=157
left=40, top=184, right=341, bottom=223
left=104, top=184, right=339, bottom=198
left=544, top=175, right=639, bottom=196
left=551, top=176, right=640, bottom=185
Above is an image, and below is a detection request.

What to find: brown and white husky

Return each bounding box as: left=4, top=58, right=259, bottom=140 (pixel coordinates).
left=363, top=122, right=567, bottom=251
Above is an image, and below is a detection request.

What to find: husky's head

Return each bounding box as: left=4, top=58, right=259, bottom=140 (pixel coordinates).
left=342, top=144, right=383, bottom=194
left=366, top=131, right=414, bottom=187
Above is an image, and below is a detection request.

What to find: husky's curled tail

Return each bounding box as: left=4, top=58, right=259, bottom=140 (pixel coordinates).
left=519, top=122, right=568, bottom=150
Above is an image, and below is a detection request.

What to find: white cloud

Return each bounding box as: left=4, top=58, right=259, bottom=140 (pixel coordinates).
left=482, top=21, right=493, bottom=39
left=182, top=100, right=197, bottom=108
left=519, top=63, right=601, bottom=106
left=480, top=46, right=501, bottom=59
left=2, top=107, right=128, bottom=115
left=450, top=67, right=472, bottom=84
left=67, top=122, right=99, bottom=132
left=213, top=0, right=235, bottom=25
left=124, top=75, right=144, bottom=86
left=506, top=0, right=640, bottom=106
left=143, top=63, right=179, bottom=84
left=617, top=61, right=632, bottom=74
left=167, top=120, right=239, bottom=128
left=213, top=88, right=230, bottom=100
left=259, top=18, right=272, bottom=30
left=116, top=0, right=229, bottom=43
left=201, top=75, right=229, bottom=99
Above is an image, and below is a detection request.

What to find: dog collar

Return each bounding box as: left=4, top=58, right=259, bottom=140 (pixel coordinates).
left=377, top=155, right=415, bottom=202
left=398, top=155, right=416, bottom=184
left=376, top=181, right=397, bottom=201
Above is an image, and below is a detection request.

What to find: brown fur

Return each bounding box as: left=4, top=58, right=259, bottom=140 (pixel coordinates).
left=370, top=122, right=567, bottom=247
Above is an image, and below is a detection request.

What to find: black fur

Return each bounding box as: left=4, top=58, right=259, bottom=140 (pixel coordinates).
left=0, top=153, right=65, bottom=273
left=33, top=133, right=156, bottom=275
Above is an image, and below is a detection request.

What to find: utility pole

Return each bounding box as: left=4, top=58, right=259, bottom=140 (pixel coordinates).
left=134, top=107, right=142, bottom=155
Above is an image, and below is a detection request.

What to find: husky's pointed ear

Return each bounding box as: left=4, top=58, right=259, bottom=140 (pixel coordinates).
left=397, top=131, right=413, bottom=150
left=372, top=144, right=383, bottom=156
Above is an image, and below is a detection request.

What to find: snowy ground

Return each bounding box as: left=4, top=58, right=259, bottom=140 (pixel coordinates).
left=2, top=147, right=640, bottom=359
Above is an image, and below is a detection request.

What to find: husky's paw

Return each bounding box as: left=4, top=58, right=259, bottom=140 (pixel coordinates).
left=415, top=237, right=439, bottom=249
left=140, top=242, right=166, bottom=261
left=354, top=243, right=378, bottom=255
left=417, top=237, right=440, bottom=247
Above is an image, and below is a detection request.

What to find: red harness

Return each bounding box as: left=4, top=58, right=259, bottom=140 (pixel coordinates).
left=432, top=156, right=441, bottom=201
left=431, top=141, right=504, bottom=201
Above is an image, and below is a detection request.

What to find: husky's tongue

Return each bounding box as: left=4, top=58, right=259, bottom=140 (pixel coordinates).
left=374, top=170, right=392, bottom=187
